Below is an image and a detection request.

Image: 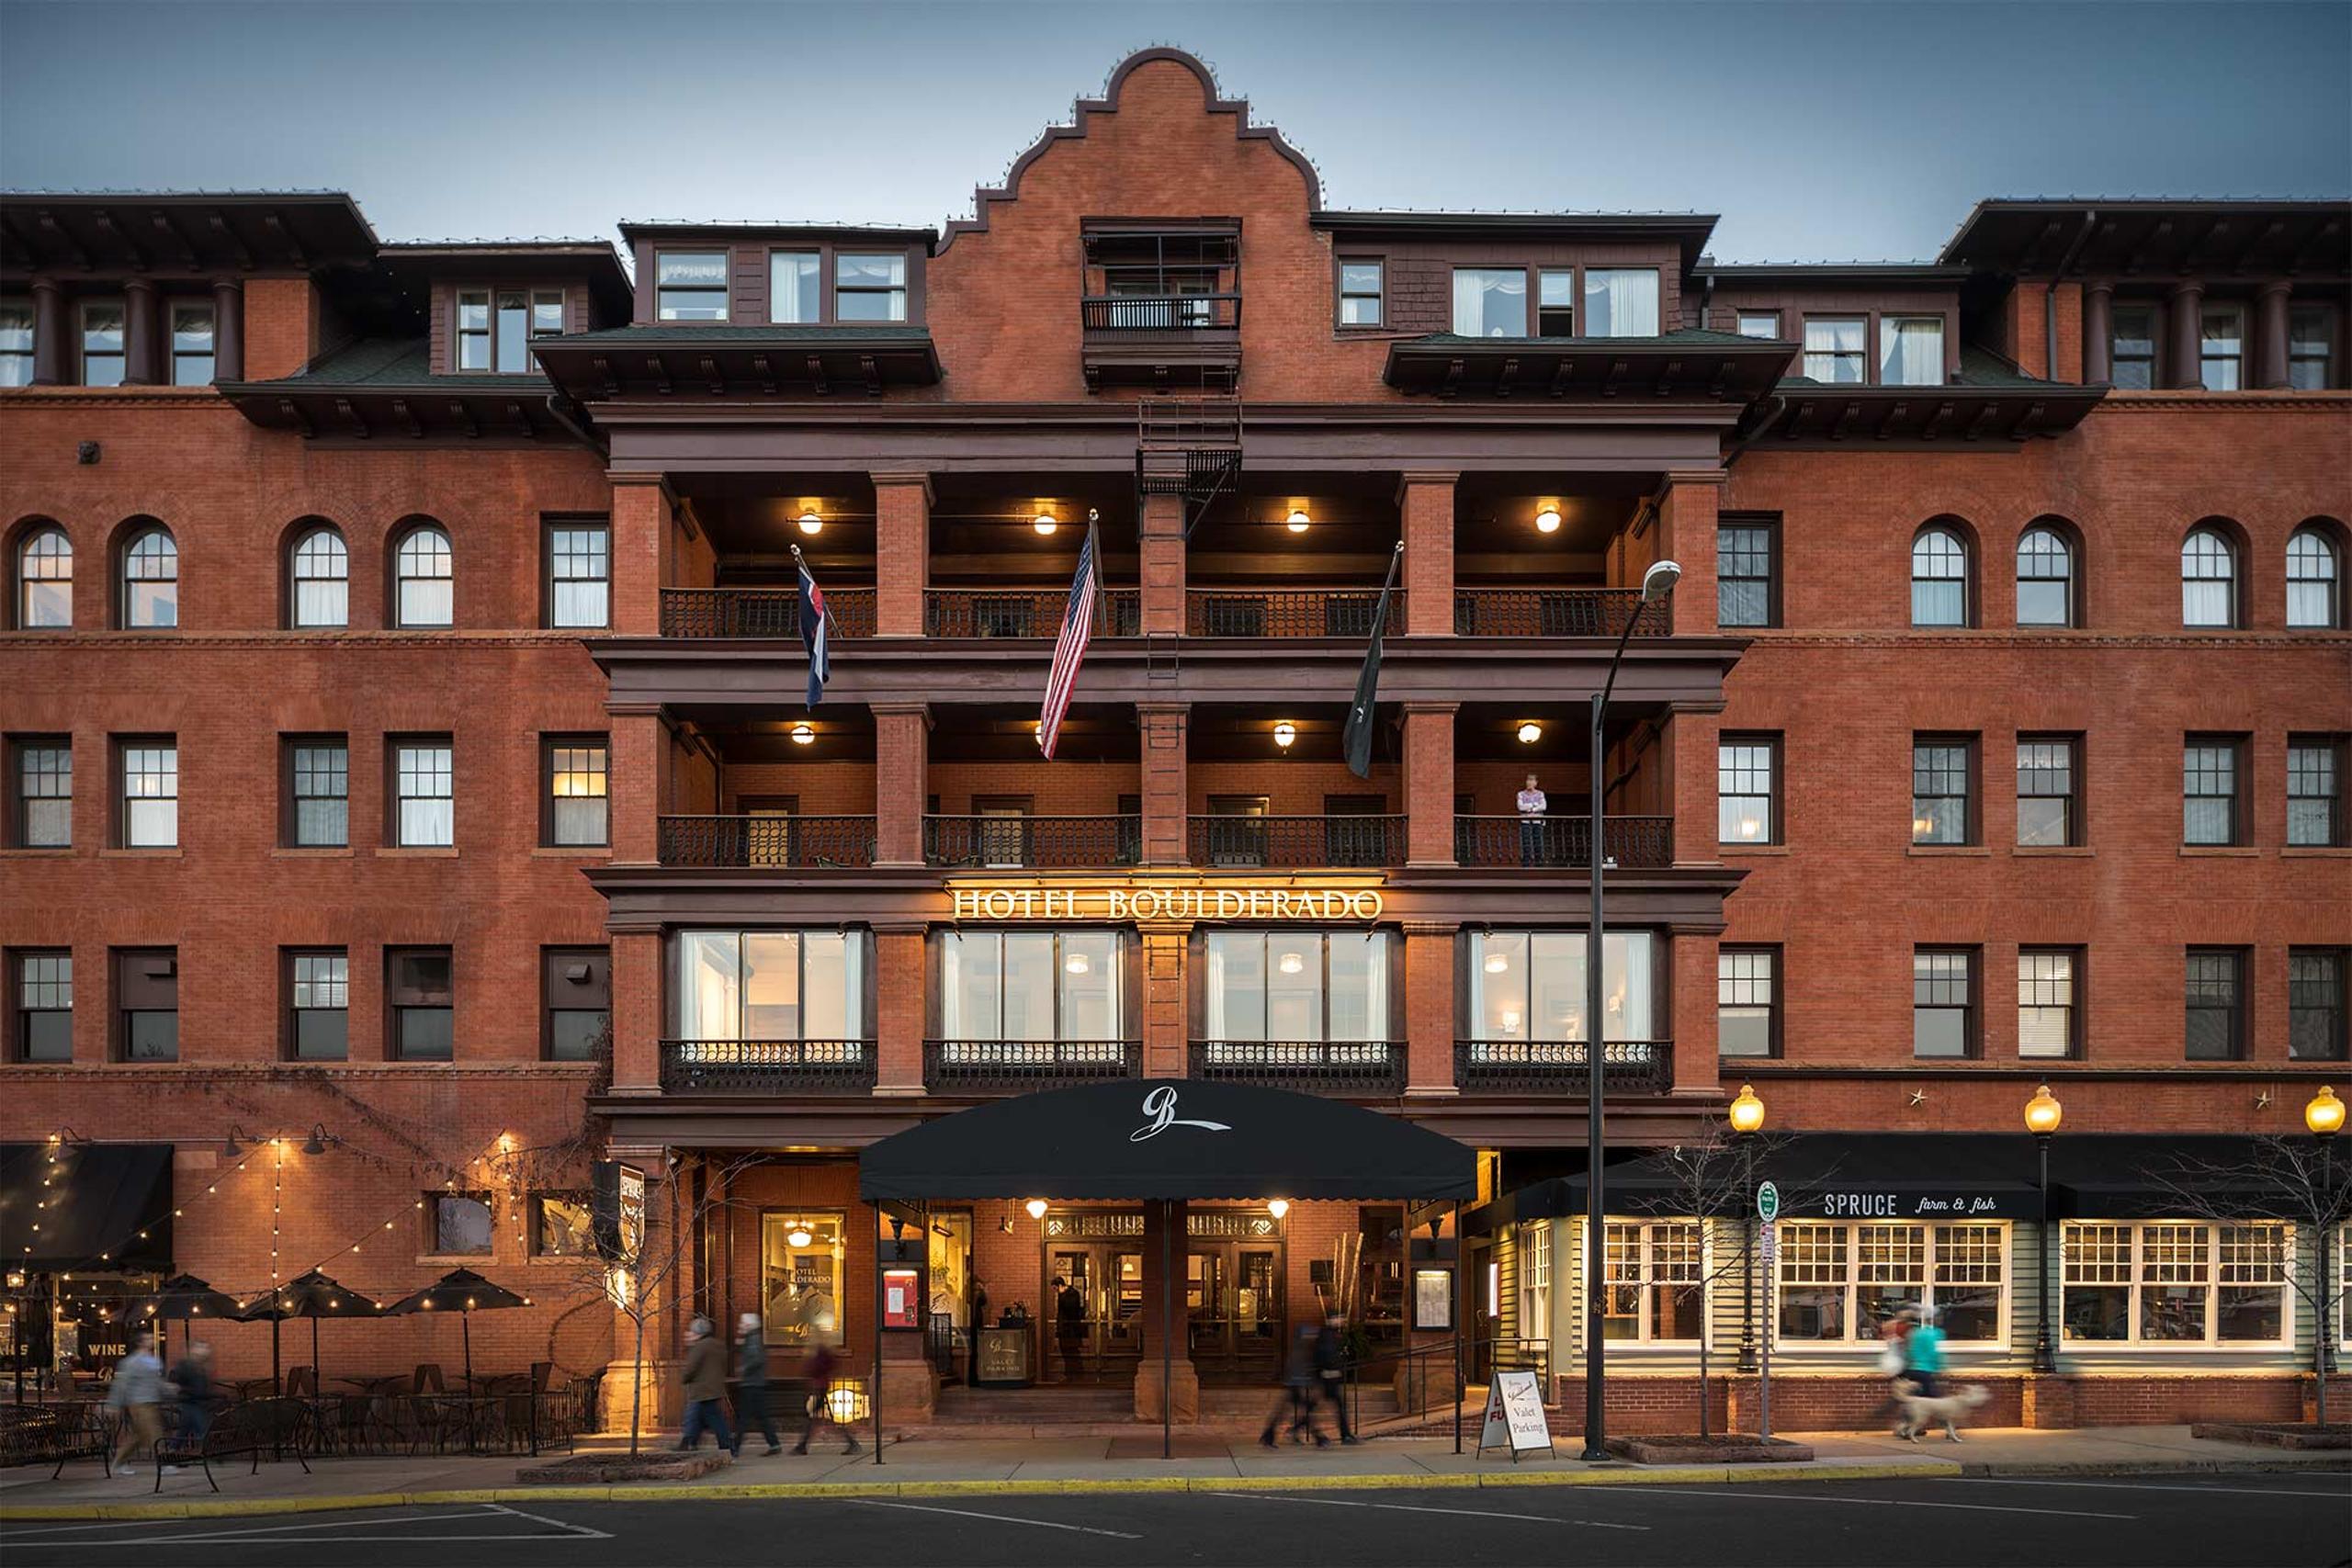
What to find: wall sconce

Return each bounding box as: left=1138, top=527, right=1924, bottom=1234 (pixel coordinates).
left=796, top=508, right=823, bottom=536
left=1534, top=505, right=1562, bottom=535
left=222, top=1125, right=258, bottom=1157
left=300, top=1124, right=335, bottom=1156
left=1033, top=509, right=1059, bottom=536
left=1272, top=721, right=1297, bottom=750
left=789, top=723, right=816, bottom=745
left=1285, top=507, right=1311, bottom=535
left=1516, top=721, right=1542, bottom=745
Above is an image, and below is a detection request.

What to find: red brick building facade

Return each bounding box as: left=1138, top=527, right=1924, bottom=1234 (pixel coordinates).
left=3, top=50, right=2347, bottom=1434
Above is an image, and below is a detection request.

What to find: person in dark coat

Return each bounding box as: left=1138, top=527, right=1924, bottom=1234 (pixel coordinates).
left=1260, top=1320, right=1326, bottom=1448
left=791, top=1337, right=862, bottom=1455
left=1313, top=1312, right=1360, bottom=1444
left=1054, top=1275, right=1087, bottom=1382
left=169, top=1339, right=217, bottom=1441
left=731, top=1313, right=781, bottom=1456
left=675, top=1316, right=733, bottom=1452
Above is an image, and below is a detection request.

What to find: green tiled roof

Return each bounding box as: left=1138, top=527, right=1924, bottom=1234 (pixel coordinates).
left=546, top=324, right=933, bottom=344
left=1401, top=328, right=1774, bottom=350
left=1776, top=345, right=2067, bottom=391
left=239, top=337, right=548, bottom=391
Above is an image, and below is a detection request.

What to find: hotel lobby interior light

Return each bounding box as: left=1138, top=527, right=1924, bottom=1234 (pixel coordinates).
left=2307, top=1085, right=2345, bottom=1137
left=1025, top=1198, right=1048, bottom=1220
left=1483, top=952, right=1509, bottom=974
left=1033, top=508, right=1059, bottom=536
left=786, top=1224, right=814, bottom=1248
left=789, top=722, right=815, bottom=745
left=796, top=508, right=823, bottom=536
left=1285, top=506, right=1311, bottom=534
left=1272, top=721, right=1297, bottom=750
left=1278, top=950, right=1305, bottom=976
left=1534, top=504, right=1562, bottom=535
left=1064, top=952, right=1091, bottom=976
left=1516, top=721, right=1542, bottom=745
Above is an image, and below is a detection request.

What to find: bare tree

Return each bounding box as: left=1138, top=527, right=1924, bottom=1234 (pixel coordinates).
left=2143, top=1136, right=2350, bottom=1428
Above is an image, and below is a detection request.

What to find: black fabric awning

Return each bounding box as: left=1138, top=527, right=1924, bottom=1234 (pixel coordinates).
left=0, top=1142, right=174, bottom=1272
left=859, top=1079, right=1476, bottom=1204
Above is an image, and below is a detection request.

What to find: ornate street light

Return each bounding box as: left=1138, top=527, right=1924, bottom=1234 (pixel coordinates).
left=2025, top=1084, right=2063, bottom=1373
left=2309, top=1088, right=2341, bottom=1377
left=1728, top=1084, right=1765, bottom=1373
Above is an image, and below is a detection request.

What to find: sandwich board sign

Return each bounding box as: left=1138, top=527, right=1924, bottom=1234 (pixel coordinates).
left=1475, top=1369, right=1555, bottom=1461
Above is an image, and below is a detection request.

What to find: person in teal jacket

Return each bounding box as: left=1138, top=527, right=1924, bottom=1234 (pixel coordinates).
left=1902, top=1305, right=1946, bottom=1401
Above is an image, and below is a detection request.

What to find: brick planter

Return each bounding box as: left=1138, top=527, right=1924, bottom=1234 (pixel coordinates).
left=2188, top=1422, right=2352, bottom=1450
left=1604, top=1434, right=1814, bottom=1464
left=517, top=1450, right=733, bottom=1484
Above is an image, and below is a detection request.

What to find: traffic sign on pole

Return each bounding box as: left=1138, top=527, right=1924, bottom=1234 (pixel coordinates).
left=1756, top=1179, right=1780, bottom=1224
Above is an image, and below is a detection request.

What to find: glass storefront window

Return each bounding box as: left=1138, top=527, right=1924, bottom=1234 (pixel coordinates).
left=2061, top=1220, right=2289, bottom=1346
left=1602, top=1221, right=1702, bottom=1341
left=1203, top=931, right=1390, bottom=1042
left=675, top=930, right=865, bottom=1040
left=1465, top=931, right=1655, bottom=1042
left=1776, top=1221, right=2006, bottom=1344
left=763, top=1211, right=845, bottom=1348
left=938, top=931, right=1124, bottom=1041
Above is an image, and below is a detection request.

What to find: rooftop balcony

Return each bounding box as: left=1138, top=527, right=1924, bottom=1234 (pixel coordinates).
left=1079, top=224, right=1241, bottom=391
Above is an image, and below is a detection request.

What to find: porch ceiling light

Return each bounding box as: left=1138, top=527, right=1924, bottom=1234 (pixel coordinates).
left=796, top=508, right=823, bottom=536
left=2307, top=1085, right=2345, bottom=1138
left=1025, top=1198, right=1048, bottom=1220
left=1285, top=507, right=1311, bottom=534
left=1268, top=1199, right=1290, bottom=1220
left=1535, top=505, right=1563, bottom=535
left=1517, top=721, right=1542, bottom=745
left=1272, top=721, right=1297, bottom=750
left=2024, top=1082, right=2064, bottom=1137
left=1033, top=509, right=1059, bottom=536
left=790, top=722, right=816, bottom=745
left=1727, top=1082, right=1766, bottom=1134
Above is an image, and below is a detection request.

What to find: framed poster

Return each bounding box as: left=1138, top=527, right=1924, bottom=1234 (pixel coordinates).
left=1411, top=1266, right=1453, bottom=1331
left=882, top=1267, right=921, bottom=1330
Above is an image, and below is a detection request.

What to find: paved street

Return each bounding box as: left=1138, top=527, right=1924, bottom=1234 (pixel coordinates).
left=6, top=1471, right=2347, bottom=1568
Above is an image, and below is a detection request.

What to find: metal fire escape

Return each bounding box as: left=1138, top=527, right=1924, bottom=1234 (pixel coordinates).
left=1135, top=396, right=1243, bottom=539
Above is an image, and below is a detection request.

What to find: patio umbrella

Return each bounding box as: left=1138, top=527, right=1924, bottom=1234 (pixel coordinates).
left=383, top=1268, right=526, bottom=1390
left=236, top=1269, right=381, bottom=1395
left=151, top=1272, right=241, bottom=1361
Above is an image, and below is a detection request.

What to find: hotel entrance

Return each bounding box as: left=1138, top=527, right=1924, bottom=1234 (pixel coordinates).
left=1040, top=1207, right=1284, bottom=1383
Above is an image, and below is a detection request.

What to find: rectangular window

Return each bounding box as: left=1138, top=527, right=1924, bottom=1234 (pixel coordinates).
left=762, top=1211, right=846, bottom=1348
left=1880, top=316, right=1944, bottom=385
left=11, top=950, right=71, bottom=1063
left=432, top=1193, right=492, bottom=1255
left=2185, top=947, right=2246, bottom=1061
left=2063, top=1221, right=2287, bottom=1345
left=1582, top=268, right=1659, bottom=336
left=285, top=738, right=348, bottom=848
left=1717, top=734, right=1780, bottom=845
left=1778, top=1222, right=2007, bottom=1344
left=1451, top=267, right=1525, bottom=337
left=456, top=290, right=491, bottom=370
left=11, top=737, right=71, bottom=848
left=834, top=253, right=907, bottom=322
left=2288, top=306, right=2334, bottom=390
left=495, top=290, right=529, bottom=372
left=675, top=930, right=868, bottom=1042
left=1536, top=268, right=1576, bottom=335
left=1602, top=1221, right=1702, bottom=1341
left=168, top=301, right=215, bottom=386
left=544, top=737, right=609, bottom=848
left=388, top=947, right=454, bottom=1061
left=1462, top=931, right=1654, bottom=1043
left=2110, top=306, right=2156, bottom=389
left=287, top=949, right=348, bottom=1061
left=2183, top=736, right=2244, bottom=846
left=544, top=519, right=610, bottom=629
left=1803, top=316, right=1866, bottom=383
left=530, top=289, right=565, bottom=350
left=769, top=251, right=820, bottom=324
left=1338, top=261, right=1383, bottom=326
left=2016, top=735, right=2080, bottom=847
left=1911, top=736, right=1975, bottom=845
left=2289, top=948, right=2348, bottom=1062
left=2288, top=736, right=2346, bottom=847
left=80, top=301, right=125, bottom=387
left=1718, top=947, right=1779, bottom=1057
left=0, top=298, right=31, bottom=386
left=117, top=739, right=177, bottom=848
left=1913, top=948, right=1977, bottom=1058
left=655, top=251, right=729, bottom=321
left=392, top=738, right=453, bottom=848
left=1716, top=516, right=1777, bottom=627
left=543, top=946, right=611, bottom=1062
left=533, top=1194, right=594, bottom=1257
left=2199, top=304, right=2245, bottom=390
left=2018, top=948, right=2080, bottom=1059
left=113, top=947, right=176, bottom=1062
left=937, top=930, right=1122, bottom=1043
left=1735, top=310, right=1781, bottom=340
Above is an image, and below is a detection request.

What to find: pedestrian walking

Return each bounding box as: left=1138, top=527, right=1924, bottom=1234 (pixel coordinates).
left=1902, top=1304, right=1947, bottom=1402
left=1260, top=1320, right=1325, bottom=1448
left=675, top=1315, right=734, bottom=1453
left=1313, top=1312, right=1360, bottom=1444
left=791, top=1337, right=863, bottom=1455
left=1054, top=1274, right=1087, bottom=1382
left=168, top=1339, right=217, bottom=1443
left=732, top=1312, right=781, bottom=1456
left=1516, top=774, right=1548, bottom=865
left=1863, top=1308, right=1912, bottom=1429
left=107, top=1329, right=173, bottom=1475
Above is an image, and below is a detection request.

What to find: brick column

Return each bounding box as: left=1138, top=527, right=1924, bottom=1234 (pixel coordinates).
left=122, top=278, right=161, bottom=385
left=2167, top=281, right=2204, bottom=389
left=1664, top=704, right=1719, bottom=870
left=1402, top=704, right=1455, bottom=867
left=1140, top=926, right=1188, bottom=1077
left=874, top=924, right=927, bottom=1097
left=210, top=279, right=243, bottom=382
left=873, top=473, right=931, bottom=637
left=1138, top=492, right=1186, bottom=635
left=2254, top=281, right=2293, bottom=389
left=610, top=929, right=663, bottom=1094
left=1404, top=923, right=1457, bottom=1098
left=1135, top=1198, right=1198, bottom=1421
left=1137, top=703, right=1189, bottom=865
left=608, top=474, right=673, bottom=637
left=242, top=276, right=317, bottom=379
left=2081, top=280, right=2113, bottom=385
left=1397, top=472, right=1456, bottom=636
left=1668, top=928, right=1721, bottom=1095
left=609, top=706, right=668, bottom=864
left=1652, top=472, right=1723, bottom=635
left=873, top=704, right=929, bottom=866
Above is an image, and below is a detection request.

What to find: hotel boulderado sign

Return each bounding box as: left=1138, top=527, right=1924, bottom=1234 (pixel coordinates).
left=946, top=881, right=1384, bottom=923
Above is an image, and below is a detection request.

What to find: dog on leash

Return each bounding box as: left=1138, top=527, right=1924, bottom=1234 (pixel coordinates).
left=1891, top=1380, right=1990, bottom=1442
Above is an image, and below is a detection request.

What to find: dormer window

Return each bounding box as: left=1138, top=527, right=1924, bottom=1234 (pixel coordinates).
left=834, top=254, right=907, bottom=322
left=1537, top=270, right=1576, bottom=335
left=458, top=288, right=565, bottom=371
left=1582, top=269, right=1659, bottom=337
left=1881, top=317, right=1945, bottom=386
left=771, top=251, right=820, bottom=324
left=1339, top=262, right=1384, bottom=326
left=656, top=252, right=729, bottom=321
left=1452, top=268, right=1525, bottom=337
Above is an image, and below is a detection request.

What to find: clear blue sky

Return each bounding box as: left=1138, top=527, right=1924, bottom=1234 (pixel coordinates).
left=3, top=1, right=2345, bottom=262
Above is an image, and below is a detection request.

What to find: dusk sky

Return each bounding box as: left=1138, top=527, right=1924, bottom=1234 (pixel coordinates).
left=3, top=1, right=2346, bottom=264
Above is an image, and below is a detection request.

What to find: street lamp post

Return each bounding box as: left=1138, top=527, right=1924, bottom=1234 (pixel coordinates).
left=2307, top=1087, right=2343, bottom=1384
left=2024, top=1084, right=2064, bottom=1374
left=1581, top=557, right=1681, bottom=1463
left=1727, top=1085, right=1766, bottom=1375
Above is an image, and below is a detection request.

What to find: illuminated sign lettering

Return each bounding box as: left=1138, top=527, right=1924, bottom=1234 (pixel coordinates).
left=945, top=885, right=1385, bottom=922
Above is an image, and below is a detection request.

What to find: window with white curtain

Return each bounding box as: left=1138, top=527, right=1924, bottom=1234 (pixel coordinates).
left=1452, top=268, right=1525, bottom=337
left=675, top=930, right=865, bottom=1041
left=1464, top=931, right=1654, bottom=1042
left=1910, top=526, right=1969, bottom=626
left=1880, top=317, right=1944, bottom=385
left=939, top=930, right=1120, bottom=1042
left=770, top=251, right=820, bottom=324
left=1203, top=930, right=1388, bottom=1042
left=1582, top=269, right=1659, bottom=337
left=119, top=526, right=177, bottom=628
left=16, top=525, right=72, bottom=628
left=289, top=525, right=347, bottom=628
left=1803, top=317, right=1866, bottom=382
left=2287, top=526, right=2342, bottom=628
left=2199, top=305, right=2245, bottom=390
left=2181, top=527, right=2238, bottom=627
left=2062, top=1221, right=2288, bottom=1344
left=396, top=525, right=454, bottom=627
left=2015, top=526, right=2075, bottom=627
left=393, top=739, right=453, bottom=847
left=0, top=298, right=32, bottom=387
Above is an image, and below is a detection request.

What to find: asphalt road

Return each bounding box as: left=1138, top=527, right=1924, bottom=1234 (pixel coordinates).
left=4, top=1472, right=2347, bottom=1568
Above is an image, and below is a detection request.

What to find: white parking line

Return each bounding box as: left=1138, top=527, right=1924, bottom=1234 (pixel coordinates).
left=1, top=1509, right=503, bottom=1540
left=846, top=1498, right=1142, bottom=1539
left=0, top=1503, right=611, bottom=1547
left=1577, top=1484, right=2136, bottom=1520
left=1953, top=1477, right=2352, bottom=1501
left=1206, top=1490, right=1650, bottom=1529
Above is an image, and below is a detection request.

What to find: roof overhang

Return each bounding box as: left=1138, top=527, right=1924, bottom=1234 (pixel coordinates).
left=0, top=191, right=378, bottom=276
left=618, top=220, right=937, bottom=253
left=379, top=241, right=632, bottom=319
left=1938, top=199, right=2352, bottom=276
left=533, top=329, right=942, bottom=400
left=1384, top=333, right=1794, bottom=400
left=1313, top=210, right=1719, bottom=274
left=1750, top=381, right=2106, bottom=445
left=217, top=377, right=576, bottom=441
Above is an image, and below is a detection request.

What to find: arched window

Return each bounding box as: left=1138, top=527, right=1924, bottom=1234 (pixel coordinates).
left=15, top=525, right=72, bottom=628
left=393, top=524, right=453, bottom=628
left=1910, top=525, right=1969, bottom=626
left=2286, top=524, right=2343, bottom=629
left=289, top=524, right=348, bottom=628
left=2015, top=525, right=2077, bottom=627
left=119, top=525, right=178, bottom=629
left=2181, top=525, right=2239, bottom=628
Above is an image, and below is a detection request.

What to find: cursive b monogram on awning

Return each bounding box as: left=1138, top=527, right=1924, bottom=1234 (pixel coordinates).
left=1130, top=1085, right=1233, bottom=1143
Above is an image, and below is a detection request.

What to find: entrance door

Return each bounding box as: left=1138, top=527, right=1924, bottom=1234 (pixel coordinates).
left=1044, top=1245, right=1141, bottom=1383
left=1187, top=1243, right=1284, bottom=1381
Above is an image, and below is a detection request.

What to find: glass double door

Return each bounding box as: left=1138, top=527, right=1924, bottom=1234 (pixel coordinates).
left=1045, top=1246, right=1143, bottom=1384
left=1043, top=1240, right=1284, bottom=1383
left=1189, top=1244, right=1283, bottom=1382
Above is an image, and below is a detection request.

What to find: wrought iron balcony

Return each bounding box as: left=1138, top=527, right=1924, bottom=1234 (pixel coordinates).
left=1188, top=814, right=1405, bottom=869
left=1188, top=1041, right=1406, bottom=1097
left=1185, top=587, right=1401, bottom=638
left=1080, top=293, right=1242, bottom=332
left=923, top=587, right=1140, bottom=638
left=660, top=587, right=876, bottom=638
left=924, top=814, right=1142, bottom=870
left=1453, top=588, right=1668, bottom=638
left=657, top=815, right=877, bottom=868
left=660, top=1039, right=876, bottom=1095
left=1453, top=1040, right=1674, bottom=1096
left=924, top=1039, right=1143, bottom=1093
left=1453, top=815, right=1673, bottom=870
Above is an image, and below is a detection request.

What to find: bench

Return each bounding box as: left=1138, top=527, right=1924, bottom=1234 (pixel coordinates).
left=0, top=1404, right=114, bottom=1478
left=152, top=1398, right=311, bottom=1493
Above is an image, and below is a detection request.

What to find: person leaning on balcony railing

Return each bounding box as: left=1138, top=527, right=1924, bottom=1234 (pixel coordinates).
left=1517, top=775, right=1548, bottom=867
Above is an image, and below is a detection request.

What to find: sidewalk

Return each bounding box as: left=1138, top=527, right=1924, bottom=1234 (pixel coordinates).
left=3, top=1426, right=2343, bottom=1520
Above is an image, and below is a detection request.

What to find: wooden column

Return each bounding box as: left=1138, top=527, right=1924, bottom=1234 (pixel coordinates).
left=2081, top=280, right=2113, bottom=385
left=210, top=279, right=243, bottom=382
left=873, top=924, right=927, bottom=1097
left=1404, top=923, right=1458, bottom=1098
left=1138, top=702, right=1189, bottom=864
left=2168, top=282, right=2204, bottom=389
left=872, top=704, right=929, bottom=867
left=2254, top=281, right=2293, bottom=389
left=30, top=279, right=65, bottom=385
left=1397, top=471, right=1456, bottom=637
left=1138, top=491, right=1186, bottom=635
left=1402, top=703, right=1455, bottom=867
left=872, top=472, right=931, bottom=637
left=122, top=278, right=161, bottom=385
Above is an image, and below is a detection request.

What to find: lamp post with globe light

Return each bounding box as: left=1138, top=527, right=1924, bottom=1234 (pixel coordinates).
left=2308, top=1087, right=2343, bottom=1381
left=2024, top=1084, right=2064, bottom=1373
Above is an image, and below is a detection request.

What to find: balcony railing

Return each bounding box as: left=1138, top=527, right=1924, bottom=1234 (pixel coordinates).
left=924, top=1039, right=1143, bottom=1093
left=661, top=587, right=876, bottom=638
left=660, top=1039, right=877, bottom=1095
left=1188, top=1041, right=1406, bottom=1097
left=657, top=815, right=877, bottom=868
left=1184, top=587, right=1400, bottom=638
left=1454, top=588, right=1668, bottom=638
left=923, top=588, right=1140, bottom=638
left=1080, top=293, right=1242, bottom=332
left=1453, top=1040, right=1674, bottom=1097
left=924, top=815, right=1141, bottom=869
left=1453, top=816, right=1673, bottom=870
left=1188, top=814, right=1405, bottom=869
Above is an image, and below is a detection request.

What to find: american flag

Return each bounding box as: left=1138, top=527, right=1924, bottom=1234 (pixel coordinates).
left=1037, top=516, right=1101, bottom=759
left=796, top=550, right=831, bottom=707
